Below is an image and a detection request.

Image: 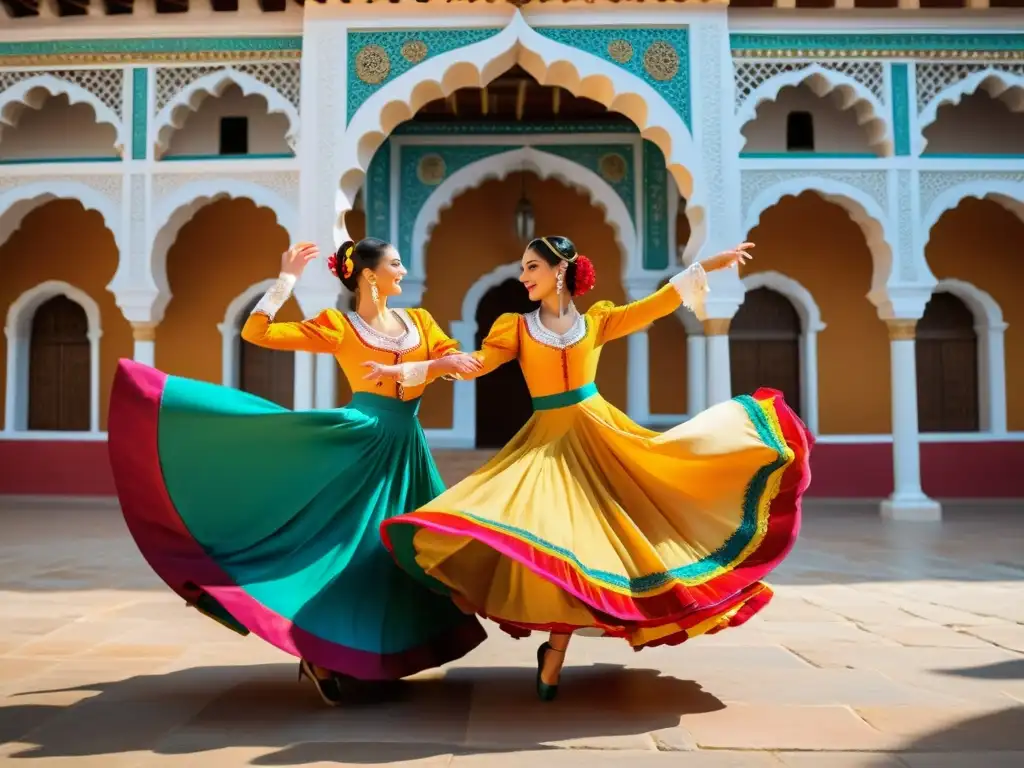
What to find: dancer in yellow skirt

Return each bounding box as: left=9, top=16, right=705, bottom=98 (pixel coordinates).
left=379, top=236, right=812, bottom=701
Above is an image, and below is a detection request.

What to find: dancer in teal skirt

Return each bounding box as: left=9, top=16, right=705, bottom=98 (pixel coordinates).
left=108, top=239, right=486, bottom=705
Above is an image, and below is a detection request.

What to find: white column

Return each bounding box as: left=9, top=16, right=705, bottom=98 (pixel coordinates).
left=626, top=330, right=651, bottom=423
left=293, top=351, right=315, bottom=412
left=131, top=323, right=156, bottom=367
left=314, top=354, right=337, bottom=410
left=803, top=330, right=820, bottom=435
left=980, top=322, right=1008, bottom=435
left=688, top=13, right=745, bottom=403
left=704, top=319, right=732, bottom=406
left=686, top=334, right=707, bottom=416
left=880, top=319, right=941, bottom=522
left=449, top=319, right=476, bottom=446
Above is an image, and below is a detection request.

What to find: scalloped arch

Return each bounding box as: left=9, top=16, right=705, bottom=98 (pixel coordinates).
left=743, top=177, right=895, bottom=306
left=154, top=69, right=299, bottom=158
left=0, top=74, right=125, bottom=154
left=412, top=146, right=648, bottom=280
left=737, top=66, right=892, bottom=156
left=922, top=179, right=1024, bottom=236
left=144, top=179, right=299, bottom=321
left=338, top=11, right=701, bottom=245
left=918, top=69, right=1024, bottom=154
left=0, top=180, right=121, bottom=252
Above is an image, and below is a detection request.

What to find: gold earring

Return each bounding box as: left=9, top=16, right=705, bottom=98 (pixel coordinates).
left=369, top=278, right=380, bottom=304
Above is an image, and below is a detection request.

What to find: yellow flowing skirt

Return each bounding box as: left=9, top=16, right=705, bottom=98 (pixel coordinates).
left=381, top=388, right=811, bottom=649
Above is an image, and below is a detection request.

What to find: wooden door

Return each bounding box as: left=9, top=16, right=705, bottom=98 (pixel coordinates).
left=28, top=295, right=90, bottom=431
left=475, top=278, right=537, bottom=448
left=916, top=292, right=979, bottom=432
left=729, top=287, right=802, bottom=415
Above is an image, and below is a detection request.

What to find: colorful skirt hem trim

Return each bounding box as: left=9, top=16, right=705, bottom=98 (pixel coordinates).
left=108, top=360, right=485, bottom=680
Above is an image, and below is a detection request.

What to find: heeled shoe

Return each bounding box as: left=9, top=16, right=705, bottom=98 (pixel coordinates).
left=298, top=659, right=344, bottom=707
left=535, top=642, right=565, bottom=702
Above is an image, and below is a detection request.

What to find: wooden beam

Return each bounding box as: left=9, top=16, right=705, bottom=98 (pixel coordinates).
left=481, top=87, right=489, bottom=116
left=515, top=80, right=527, bottom=121
left=1, top=0, right=40, bottom=16
left=552, top=87, right=561, bottom=116
left=447, top=93, right=458, bottom=116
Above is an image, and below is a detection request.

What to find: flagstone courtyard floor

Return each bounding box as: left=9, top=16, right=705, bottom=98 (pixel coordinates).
left=1, top=500, right=1022, bottom=767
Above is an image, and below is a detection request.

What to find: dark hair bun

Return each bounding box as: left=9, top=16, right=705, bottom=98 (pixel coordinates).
left=337, top=237, right=392, bottom=293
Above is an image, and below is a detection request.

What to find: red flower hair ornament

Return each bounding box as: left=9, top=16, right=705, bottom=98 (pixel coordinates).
left=326, top=246, right=355, bottom=279
left=572, top=254, right=596, bottom=297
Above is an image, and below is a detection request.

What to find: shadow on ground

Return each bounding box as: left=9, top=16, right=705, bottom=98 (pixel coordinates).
left=866, top=706, right=1024, bottom=766
left=3, top=662, right=723, bottom=763
left=936, top=659, right=1024, bottom=681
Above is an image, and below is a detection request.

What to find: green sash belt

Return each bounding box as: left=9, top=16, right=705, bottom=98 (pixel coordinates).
left=532, top=382, right=599, bottom=411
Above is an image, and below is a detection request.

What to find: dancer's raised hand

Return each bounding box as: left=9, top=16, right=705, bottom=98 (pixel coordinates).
left=702, top=242, right=755, bottom=272
left=281, top=242, right=320, bottom=277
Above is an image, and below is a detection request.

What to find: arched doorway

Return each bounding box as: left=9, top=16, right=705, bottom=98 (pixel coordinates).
left=28, top=295, right=90, bottom=431
left=475, top=278, right=535, bottom=448
left=238, top=296, right=295, bottom=408
left=916, top=291, right=979, bottom=433
left=730, top=287, right=802, bottom=415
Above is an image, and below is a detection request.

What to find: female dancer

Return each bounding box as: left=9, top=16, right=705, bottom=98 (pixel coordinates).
left=108, top=238, right=487, bottom=706
left=379, top=236, right=811, bottom=701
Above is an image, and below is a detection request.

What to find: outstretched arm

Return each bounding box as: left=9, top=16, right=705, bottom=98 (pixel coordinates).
left=595, top=243, right=754, bottom=344
left=241, top=272, right=346, bottom=354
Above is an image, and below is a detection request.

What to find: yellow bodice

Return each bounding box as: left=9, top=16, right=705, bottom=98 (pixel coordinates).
left=469, top=283, right=684, bottom=398
left=241, top=307, right=458, bottom=401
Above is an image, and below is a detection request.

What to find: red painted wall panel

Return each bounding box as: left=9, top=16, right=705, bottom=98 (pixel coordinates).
left=1, top=439, right=1023, bottom=499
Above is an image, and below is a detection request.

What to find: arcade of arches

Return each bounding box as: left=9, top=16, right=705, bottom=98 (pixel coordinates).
left=2, top=62, right=1024, bottom=502
left=4, top=189, right=1023, bottom=437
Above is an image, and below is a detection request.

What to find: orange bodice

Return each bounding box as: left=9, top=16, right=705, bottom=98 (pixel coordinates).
left=241, top=307, right=457, bottom=401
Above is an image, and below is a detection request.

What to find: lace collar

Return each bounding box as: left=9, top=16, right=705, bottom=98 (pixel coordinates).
left=524, top=306, right=587, bottom=349
left=345, top=308, right=421, bottom=354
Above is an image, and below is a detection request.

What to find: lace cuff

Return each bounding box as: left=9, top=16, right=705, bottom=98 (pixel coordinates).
left=397, top=361, right=431, bottom=387
left=252, top=273, right=297, bottom=320
left=670, top=262, right=709, bottom=319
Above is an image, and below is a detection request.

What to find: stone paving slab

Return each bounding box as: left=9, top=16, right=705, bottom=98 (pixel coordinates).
left=1, top=504, right=1023, bottom=766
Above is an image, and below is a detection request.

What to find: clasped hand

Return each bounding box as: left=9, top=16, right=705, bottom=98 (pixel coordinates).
left=362, top=353, right=483, bottom=382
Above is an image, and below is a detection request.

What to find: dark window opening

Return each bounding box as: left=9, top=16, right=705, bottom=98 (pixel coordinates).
left=786, top=111, right=815, bottom=152
left=916, top=292, right=979, bottom=433
left=219, top=116, right=249, bottom=156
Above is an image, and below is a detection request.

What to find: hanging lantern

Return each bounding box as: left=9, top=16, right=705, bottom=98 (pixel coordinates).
left=514, top=169, right=534, bottom=244
left=514, top=195, right=535, bottom=244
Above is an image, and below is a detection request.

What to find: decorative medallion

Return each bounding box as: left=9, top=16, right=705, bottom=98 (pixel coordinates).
left=643, top=41, right=679, bottom=82
left=401, top=40, right=428, bottom=64
left=417, top=154, right=447, bottom=186
left=598, top=153, right=627, bottom=184
left=607, top=39, right=634, bottom=64
left=356, top=44, right=391, bottom=85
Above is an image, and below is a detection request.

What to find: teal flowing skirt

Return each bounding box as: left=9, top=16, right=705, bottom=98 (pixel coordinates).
left=108, top=360, right=486, bottom=679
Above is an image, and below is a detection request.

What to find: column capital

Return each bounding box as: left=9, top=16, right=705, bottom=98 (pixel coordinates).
left=886, top=319, right=917, bottom=341
left=874, top=281, right=935, bottom=323
left=703, top=318, right=731, bottom=336
left=131, top=323, right=157, bottom=342
left=109, top=286, right=170, bottom=326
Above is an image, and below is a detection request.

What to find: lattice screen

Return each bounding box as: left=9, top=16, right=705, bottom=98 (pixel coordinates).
left=916, top=63, right=1024, bottom=112
left=0, top=69, right=125, bottom=118
left=154, top=62, right=301, bottom=112
left=734, top=60, right=886, bottom=109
